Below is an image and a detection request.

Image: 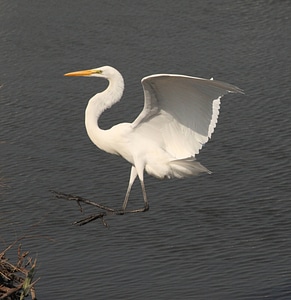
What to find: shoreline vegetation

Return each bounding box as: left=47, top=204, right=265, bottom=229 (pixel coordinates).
left=1, top=175, right=38, bottom=299
left=0, top=239, right=38, bottom=300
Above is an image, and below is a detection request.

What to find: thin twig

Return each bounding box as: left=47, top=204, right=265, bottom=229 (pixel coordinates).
left=50, top=190, right=149, bottom=226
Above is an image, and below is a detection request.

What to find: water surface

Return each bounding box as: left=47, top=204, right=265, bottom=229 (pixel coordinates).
left=1, top=1, right=291, bottom=299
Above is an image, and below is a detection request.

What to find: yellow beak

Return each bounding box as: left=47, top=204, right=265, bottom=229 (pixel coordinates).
left=64, top=69, right=95, bottom=77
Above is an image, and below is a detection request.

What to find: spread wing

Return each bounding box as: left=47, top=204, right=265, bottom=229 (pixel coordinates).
left=132, top=74, right=243, bottom=159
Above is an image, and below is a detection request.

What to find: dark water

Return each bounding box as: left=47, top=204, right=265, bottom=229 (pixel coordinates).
left=1, top=1, right=291, bottom=299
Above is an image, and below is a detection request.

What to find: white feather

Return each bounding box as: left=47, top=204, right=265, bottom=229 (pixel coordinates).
left=132, top=74, right=242, bottom=160
left=65, top=66, right=243, bottom=210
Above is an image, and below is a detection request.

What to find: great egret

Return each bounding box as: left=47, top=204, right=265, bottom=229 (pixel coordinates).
left=64, top=66, right=242, bottom=212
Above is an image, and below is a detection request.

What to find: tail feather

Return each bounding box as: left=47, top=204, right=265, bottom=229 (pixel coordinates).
left=168, top=157, right=211, bottom=179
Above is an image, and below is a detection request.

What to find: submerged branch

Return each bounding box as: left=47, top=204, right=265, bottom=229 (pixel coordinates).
left=50, top=190, right=149, bottom=227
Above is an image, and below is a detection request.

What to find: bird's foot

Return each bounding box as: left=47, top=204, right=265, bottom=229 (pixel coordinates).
left=118, top=204, right=149, bottom=214
left=143, top=203, right=149, bottom=212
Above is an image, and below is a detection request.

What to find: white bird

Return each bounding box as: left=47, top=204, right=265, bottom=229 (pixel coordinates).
left=64, top=66, right=242, bottom=212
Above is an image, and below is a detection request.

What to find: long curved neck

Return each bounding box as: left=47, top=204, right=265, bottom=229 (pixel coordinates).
left=85, top=71, right=124, bottom=152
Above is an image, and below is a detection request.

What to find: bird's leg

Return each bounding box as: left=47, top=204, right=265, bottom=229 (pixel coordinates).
left=136, top=167, right=149, bottom=211
left=140, top=180, right=149, bottom=211
left=122, top=166, right=137, bottom=211
left=122, top=166, right=149, bottom=212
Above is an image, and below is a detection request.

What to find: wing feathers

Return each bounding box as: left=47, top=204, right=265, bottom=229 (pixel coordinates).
left=168, top=158, right=211, bottom=178
left=132, top=74, right=242, bottom=159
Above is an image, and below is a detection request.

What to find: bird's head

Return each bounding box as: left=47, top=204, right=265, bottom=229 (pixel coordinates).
left=64, top=66, right=117, bottom=79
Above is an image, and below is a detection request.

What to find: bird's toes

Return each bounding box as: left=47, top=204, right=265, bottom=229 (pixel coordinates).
left=143, top=203, right=150, bottom=212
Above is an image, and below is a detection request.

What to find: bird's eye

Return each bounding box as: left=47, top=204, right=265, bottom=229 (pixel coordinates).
left=95, top=70, right=102, bottom=74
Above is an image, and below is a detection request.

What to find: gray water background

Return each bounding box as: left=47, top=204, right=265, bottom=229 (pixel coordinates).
left=1, top=1, right=291, bottom=299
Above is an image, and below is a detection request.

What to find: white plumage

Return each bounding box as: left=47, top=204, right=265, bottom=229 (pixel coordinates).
left=65, top=66, right=243, bottom=211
